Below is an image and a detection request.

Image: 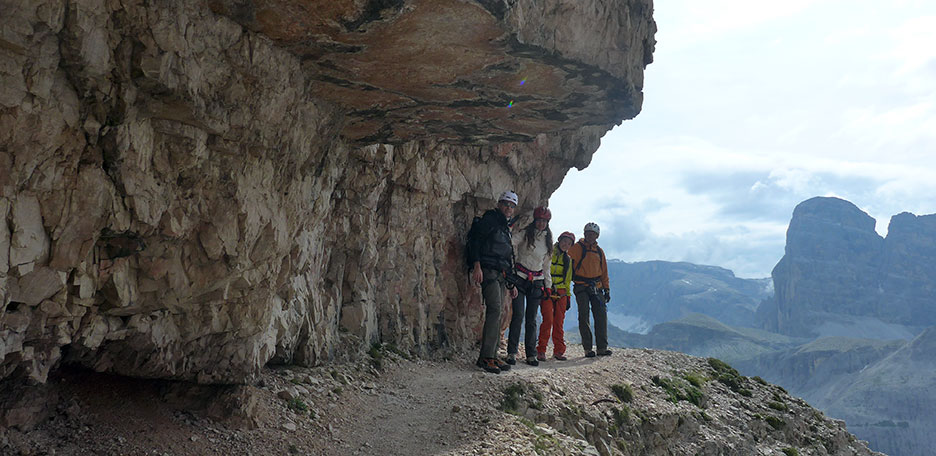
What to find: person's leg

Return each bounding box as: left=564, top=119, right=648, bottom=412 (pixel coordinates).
left=498, top=294, right=512, bottom=350
left=537, top=297, right=555, bottom=356
left=574, top=287, right=593, bottom=352
left=553, top=295, right=568, bottom=357
left=479, top=269, right=504, bottom=360
left=506, top=286, right=526, bottom=357
left=524, top=291, right=541, bottom=358
left=593, top=293, right=609, bottom=353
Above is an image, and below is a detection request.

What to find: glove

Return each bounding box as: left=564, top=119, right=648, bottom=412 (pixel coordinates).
left=601, top=288, right=611, bottom=303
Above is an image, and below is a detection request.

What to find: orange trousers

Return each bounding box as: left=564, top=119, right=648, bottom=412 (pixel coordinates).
left=537, top=294, right=569, bottom=356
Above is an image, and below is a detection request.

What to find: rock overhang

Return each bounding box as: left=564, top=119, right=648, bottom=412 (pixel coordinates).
left=0, top=0, right=656, bottom=386
left=207, top=0, right=656, bottom=144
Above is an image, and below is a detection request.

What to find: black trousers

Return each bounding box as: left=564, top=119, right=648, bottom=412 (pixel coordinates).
left=574, top=284, right=608, bottom=352
left=507, top=279, right=544, bottom=358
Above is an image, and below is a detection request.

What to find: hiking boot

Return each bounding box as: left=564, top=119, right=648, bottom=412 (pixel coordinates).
left=506, top=354, right=517, bottom=365
left=476, top=358, right=500, bottom=374
left=495, top=358, right=511, bottom=372
left=584, top=350, right=596, bottom=358
left=597, top=349, right=613, bottom=356
left=525, top=356, right=539, bottom=366
left=536, top=353, right=547, bottom=362
left=553, top=354, right=568, bottom=361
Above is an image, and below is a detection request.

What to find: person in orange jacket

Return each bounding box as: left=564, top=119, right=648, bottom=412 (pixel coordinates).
left=566, top=222, right=612, bottom=357
left=537, top=231, right=575, bottom=361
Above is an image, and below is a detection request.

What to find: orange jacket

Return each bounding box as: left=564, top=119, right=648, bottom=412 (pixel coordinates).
left=567, top=239, right=609, bottom=289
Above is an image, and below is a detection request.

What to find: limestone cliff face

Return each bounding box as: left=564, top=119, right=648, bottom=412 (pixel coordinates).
left=758, top=197, right=936, bottom=338
left=0, top=1, right=656, bottom=384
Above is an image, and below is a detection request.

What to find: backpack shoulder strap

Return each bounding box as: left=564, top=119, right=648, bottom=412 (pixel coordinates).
left=573, top=240, right=588, bottom=276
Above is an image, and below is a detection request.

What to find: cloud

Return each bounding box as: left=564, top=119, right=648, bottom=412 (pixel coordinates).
left=549, top=0, right=936, bottom=278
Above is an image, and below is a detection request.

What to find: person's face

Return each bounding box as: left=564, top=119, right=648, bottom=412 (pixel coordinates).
left=558, top=237, right=573, bottom=251
left=497, top=200, right=516, bottom=218
left=584, top=231, right=599, bottom=243
left=535, top=218, right=548, bottom=231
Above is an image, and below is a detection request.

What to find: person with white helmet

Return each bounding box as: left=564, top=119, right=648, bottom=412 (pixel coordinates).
left=505, top=206, right=553, bottom=367
left=467, top=191, right=520, bottom=374
left=567, top=222, right=612, bottom=357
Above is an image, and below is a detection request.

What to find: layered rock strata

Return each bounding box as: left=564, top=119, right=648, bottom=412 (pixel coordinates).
left=0, top=1, right=656, bottom=384
left=758, top=197, right=936, bottom=338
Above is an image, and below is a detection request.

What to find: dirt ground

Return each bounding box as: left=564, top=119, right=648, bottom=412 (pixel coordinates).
left=1, top=344, right=617, bottom=456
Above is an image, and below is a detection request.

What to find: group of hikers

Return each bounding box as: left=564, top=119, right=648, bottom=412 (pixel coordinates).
left=467, top=191, right=611, bottom=374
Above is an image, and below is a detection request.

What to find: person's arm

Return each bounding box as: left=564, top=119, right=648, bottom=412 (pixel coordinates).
left=567, top=243, right=581, bottom=280
left=600, top=247, right=610, bottom=288
left=600, top=246, right=611, bottom=301
left=542, top=247, right=552, bottom=290
left=471, top=261, right=483, bottom=287
left=563, top=253, right=573, bottom=292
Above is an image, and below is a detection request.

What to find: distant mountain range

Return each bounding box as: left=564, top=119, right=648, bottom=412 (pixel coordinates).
left=565, top=260, right=772, bottom=333
left=573, top=196, right=936, bottom=456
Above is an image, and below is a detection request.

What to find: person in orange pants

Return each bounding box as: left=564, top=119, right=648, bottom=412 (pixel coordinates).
left=537, top=231, right=575, bottom=361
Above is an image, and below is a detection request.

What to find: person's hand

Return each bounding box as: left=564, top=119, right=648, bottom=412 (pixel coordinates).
left=471, top=264, right=483, bottom=287
left=509, top=286, right=519, bottom=299
left=602, top=288, right=611, bottom=303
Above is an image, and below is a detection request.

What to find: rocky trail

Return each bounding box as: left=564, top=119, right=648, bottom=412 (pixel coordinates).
left=1, top=345, right=882, bottom=455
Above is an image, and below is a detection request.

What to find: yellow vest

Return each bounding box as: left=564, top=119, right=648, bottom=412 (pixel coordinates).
left=550, top=247, right=573, bottom=291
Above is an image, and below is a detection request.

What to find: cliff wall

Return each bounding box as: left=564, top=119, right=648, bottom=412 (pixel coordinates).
left=758, top=196, right=936, bottom=338
left=0, top=0, right=656, bottom=384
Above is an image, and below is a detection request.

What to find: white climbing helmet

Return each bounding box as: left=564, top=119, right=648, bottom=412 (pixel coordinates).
left=498, top=191, right=519, bottom=206
left=584, top=222, right=600, bottom=236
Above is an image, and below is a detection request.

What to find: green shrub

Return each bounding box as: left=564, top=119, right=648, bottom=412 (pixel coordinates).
left=368, top=343, right=384, bottom=369
left=611, top=383, right=634, bottom=402
left=683, top=372, right=707, bottom=388
left=613, top=406, right=630, bottom=428
left=651, top=375, right=705, bottom=408
left=287, top=398, right=308, bottom=413
left=768, top=401, right=789, bottom=412
left=501, top=382, right=544, bottom=412
left=765, top=415, right=785, bottom=430
left=384, top=343, right=414, bottom=360
left=501, top=383, right=525, bottom=413
left=753, top=376, right=768, bottom=385
left=707, top=358, right=747, bottom=394
left=781, top=448, right=799, bottom=456
left=534, top=434, right=559, bottom=455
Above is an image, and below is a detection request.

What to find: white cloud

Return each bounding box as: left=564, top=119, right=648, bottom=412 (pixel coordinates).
left=549, top=0, right=936, bottom=278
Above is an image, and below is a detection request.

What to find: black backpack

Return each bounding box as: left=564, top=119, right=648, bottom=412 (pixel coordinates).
left=465, top=216, right=483, bottom=269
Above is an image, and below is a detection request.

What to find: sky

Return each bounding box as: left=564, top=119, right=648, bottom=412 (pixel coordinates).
left=549, top=0, right=936, bottom=278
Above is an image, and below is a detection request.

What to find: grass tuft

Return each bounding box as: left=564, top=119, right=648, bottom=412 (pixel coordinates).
left=611, top=383, right=634, bottom=402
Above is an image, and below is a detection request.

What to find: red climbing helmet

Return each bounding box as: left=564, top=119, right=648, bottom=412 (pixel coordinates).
left=533, top=206, right=552, bottom=221
left=558, top=231, right=575, bottom=243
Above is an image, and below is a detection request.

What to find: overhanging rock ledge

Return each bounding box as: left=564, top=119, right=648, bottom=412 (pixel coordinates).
left=0, top=0, right=656, bottom=384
